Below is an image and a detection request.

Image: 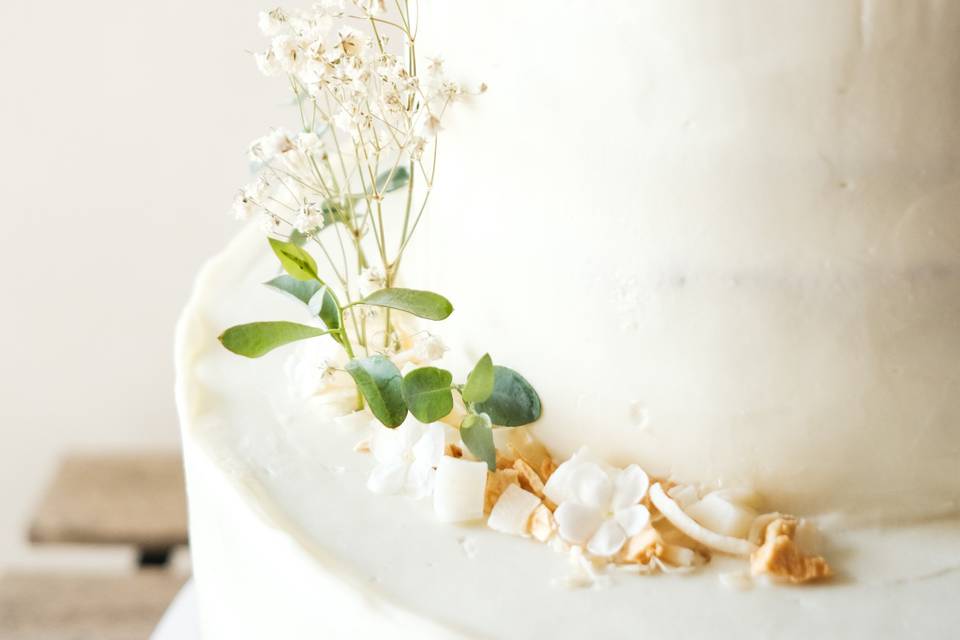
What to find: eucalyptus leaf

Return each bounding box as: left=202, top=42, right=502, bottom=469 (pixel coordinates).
left=474, top=366, right=542, bottom=427
left=401, top=367, right=454, bottom=423
left=264, top=275, right=323, bottom=306
left=307, top=286, right=342, bottom=333
left=462, top=353, right=494, bottom=404
left=460, top=413, right=496, bottom=471
left=360, top=288, right=453, bottom=321
left=219, top=321, right=329, bottom=358
left=345, top=356, right=407, bottom=428
left=268, top=237, right=319, bottom=281
left=375, top=166, right=410, bottom=193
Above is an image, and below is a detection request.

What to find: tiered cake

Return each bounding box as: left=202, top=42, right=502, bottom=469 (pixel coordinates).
left=177, top=1, right=960, bottom=637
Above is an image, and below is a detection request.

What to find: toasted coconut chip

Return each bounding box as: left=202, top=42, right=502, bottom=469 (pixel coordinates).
left=484, top=468, right=520, bottom=515
left=488, top=484, right=542, bottom=536
left=513, top=459, right=556, bottom=510
left=685, top=493, right=756, bottom=539
left=748, top=512, right=783, bottom=546
left=353, top=438, right=371, bottom=453
left=617, top=527, right=664, bottom=565
left=660, top=544, right=699, bottom=568
left=649, top=483, right=757, bottom=557
left=750, top=517, right=832, bottom=584
left=445, top=443, right=464, bottom=458
left=529, top=504, right=557, bottom=542
left=495, top=427, right=553, bottom=472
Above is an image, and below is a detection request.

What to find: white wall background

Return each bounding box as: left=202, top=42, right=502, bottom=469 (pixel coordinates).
left=0, top=0, right=287, bottom=569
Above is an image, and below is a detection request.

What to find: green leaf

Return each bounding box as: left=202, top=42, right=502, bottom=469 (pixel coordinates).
left=268, top=238, right=319, bottom=281
left=219, top=321, right=329, bottom=358
left=287, top=229, right=309, bottom=247
left=264, top=275, right=323, bottom=306
left=360, top=288, right=453, bottom=321
left=474, top=366, right=542, bottom=427
left=375, top=166, right=410, bottom=193
left=307, top=286, right=342, bottom=333
left=401, top=367, right=454, bottom=423
left=460, top=413, right=496, bottom=471
left=345, top=356, right=407, bottom=428
left=462, top=353, right=495, bottom=404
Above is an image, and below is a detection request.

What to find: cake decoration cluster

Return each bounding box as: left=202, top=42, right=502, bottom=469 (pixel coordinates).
left=218, top=1, right=832, bottom=588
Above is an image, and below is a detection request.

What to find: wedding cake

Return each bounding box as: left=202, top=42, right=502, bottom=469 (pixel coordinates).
left=176, top=1, right=960, bottom=637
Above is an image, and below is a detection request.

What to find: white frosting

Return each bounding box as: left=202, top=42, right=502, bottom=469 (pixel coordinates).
left=176, top=223, right=960, bottom=639
left=176, top=2, right=960, bottom=635
left=409, top=0, right=960, bottom=521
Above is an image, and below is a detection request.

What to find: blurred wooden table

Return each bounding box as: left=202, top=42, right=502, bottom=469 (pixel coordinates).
left=0, top=571, right=188, bottom=640
left=28, top=452, right=188, bottom=565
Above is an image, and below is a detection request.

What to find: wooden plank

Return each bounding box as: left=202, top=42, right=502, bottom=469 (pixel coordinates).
left=0, top=571, right=187, bottom=640
left=29, top=452, right=188, bottom=549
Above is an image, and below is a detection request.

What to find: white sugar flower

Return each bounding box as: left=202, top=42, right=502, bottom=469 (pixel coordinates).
left=367, top=417, right=446, bottom=499
left=544, top=448, right=651, bottom=558
left=414, top=334, right=447, bottom=363
left=295, top=202, right=325, bottom=233
left=258, top=8, right=289, bottom=36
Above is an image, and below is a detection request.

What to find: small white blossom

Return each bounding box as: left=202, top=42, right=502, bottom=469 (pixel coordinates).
left=414, top=334, right=447, bottom=363
left=334, top=26, right=367, bottom=58
left=295, top=202, right=325, bottom=233
left=258, top=8, right=289, bottom=36
left=231, top=194, right=258, bottom=220
left=367, top=417, right=446, bottom=498
left=415, top=113, right=442, bottom=139
left=313, top=0, right=345, bottom=18
left=353, top=0, right=385, bottom=16
left=357, top=266, right=385, bottom=297
left=255, top=49, right=283, bottom=76
left=544, top=448, right=651, bottom=558
left=250, top=128, right=296, bottom=161
left=272, top=35, right=305, bottom=73
left=261, top=213, right=283, bottom=234
left=295, top=131, right=323, bottom=152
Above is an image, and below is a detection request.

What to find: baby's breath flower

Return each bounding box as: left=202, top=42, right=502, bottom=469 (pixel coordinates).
left=334, top=26, right=367, bottom=58
left=272, top=34, right=305, bottom=73
left=357, top=266, right=386, bottom=297
left=353, top=0, right=385, bottom=17
left=250, top=128, right=296, bottom=161
left=295, top=202, right=325, bottom=233
left=296, top=131, right=324, bottom=152
left=231, top=194, right=258, bottom=221
left=254, top=49, right=283, bottom=77
left=261, top=213, right=283, bottom=234
left=414, top=335, right=447, bottom=363
left=258, top=8, right=289, bottom=36
left=313, top=0, right=345, bottom=18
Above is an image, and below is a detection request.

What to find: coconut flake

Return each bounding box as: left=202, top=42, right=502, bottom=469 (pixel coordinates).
left=434, top=457, right=487, bottom=523
left=488, top=484, right=541, bottom=536
left=685, top=493, right=756, bottom=539
left=649, top=483, right=757, bottom=556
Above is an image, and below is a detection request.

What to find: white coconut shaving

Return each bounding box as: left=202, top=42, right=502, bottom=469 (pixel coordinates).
left=649, top=483, right=757, bottom=557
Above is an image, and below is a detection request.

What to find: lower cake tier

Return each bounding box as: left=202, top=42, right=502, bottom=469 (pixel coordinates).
left=176, top=227, right=960, bottom=639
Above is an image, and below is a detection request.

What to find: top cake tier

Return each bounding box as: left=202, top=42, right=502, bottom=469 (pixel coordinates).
left=410, top=0, right=960, bottom=522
